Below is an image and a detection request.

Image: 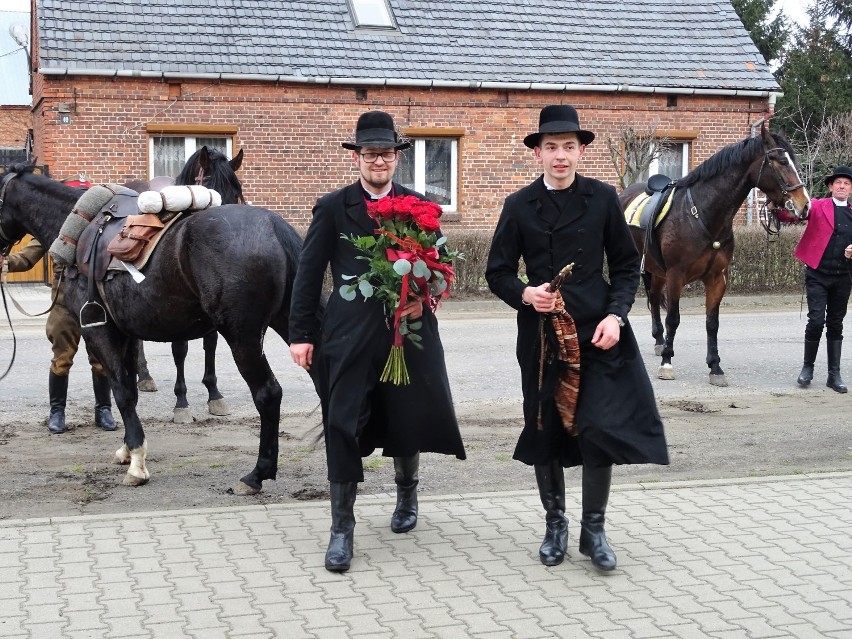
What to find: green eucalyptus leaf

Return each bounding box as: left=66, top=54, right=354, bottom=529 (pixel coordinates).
left=436, top=236, right=447, bottom=246
left=393, top=259, right=412, bottom=275
left=358, top=281, right=375, bottom=298
left=408, top=321, right=422, bottom=331
left=341, top=274, right=356, bottom=281
left=413, top=260, right=430, bottom=278
left=339, top=285, right=357, bottom=301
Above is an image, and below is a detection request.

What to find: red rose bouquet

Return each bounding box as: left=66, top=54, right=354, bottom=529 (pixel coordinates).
left=340, top=194, right=463, bottom=384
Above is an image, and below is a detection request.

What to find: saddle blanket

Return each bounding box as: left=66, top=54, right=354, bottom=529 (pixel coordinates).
left=624, top=188, right=676, bottom=229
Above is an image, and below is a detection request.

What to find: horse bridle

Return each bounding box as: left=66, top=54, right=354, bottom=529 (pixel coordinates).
left=757, top=147, right=806, bottom=213
left=0, top=171, right=21, bottom=255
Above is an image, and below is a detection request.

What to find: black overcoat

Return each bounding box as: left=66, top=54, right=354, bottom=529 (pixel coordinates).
left=290, top=181, right=466, bottom=482
left=486, top=175, right=668, bottom=468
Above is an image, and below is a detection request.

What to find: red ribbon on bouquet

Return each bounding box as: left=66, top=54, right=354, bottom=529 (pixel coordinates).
left=377, top=230, right=455, bottom=346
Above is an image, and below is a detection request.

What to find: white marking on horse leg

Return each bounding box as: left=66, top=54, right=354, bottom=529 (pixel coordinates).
left=122, top=440, right=150, bottom=486
left=113, top=443, right=131, bottom=465
left=658, top=364, right=675, bottom=380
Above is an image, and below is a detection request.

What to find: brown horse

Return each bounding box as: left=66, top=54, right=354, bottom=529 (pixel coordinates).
left=619, top=124, right=811, bottom=386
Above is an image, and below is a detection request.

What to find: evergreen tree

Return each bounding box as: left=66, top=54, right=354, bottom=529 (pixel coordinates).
left=731, top=0, right=788, bottom=63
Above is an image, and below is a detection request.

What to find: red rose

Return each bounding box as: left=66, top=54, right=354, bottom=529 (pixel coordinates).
left=416, top=213, right=441, bottom=233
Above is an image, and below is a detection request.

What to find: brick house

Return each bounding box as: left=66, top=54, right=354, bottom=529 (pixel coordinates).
left=0, top=8, right=31, bottom=165
left=28, top=0, right=779, bottom=231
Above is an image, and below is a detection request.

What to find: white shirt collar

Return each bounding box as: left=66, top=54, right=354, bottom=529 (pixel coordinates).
left=833, top=197, right=849, bottom=207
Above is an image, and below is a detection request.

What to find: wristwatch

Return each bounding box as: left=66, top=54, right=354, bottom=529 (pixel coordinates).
left=608, top=313, right=625, bottom=327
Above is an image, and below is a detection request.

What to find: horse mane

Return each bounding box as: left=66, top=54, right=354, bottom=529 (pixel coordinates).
left=176, top=147, right=245, bottom=204
left=676, top=131, right=796, bottom=188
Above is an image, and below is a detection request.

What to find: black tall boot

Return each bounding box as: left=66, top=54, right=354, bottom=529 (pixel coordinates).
left=92, top=372, right=118, bottom=431
left=826, top=340, right=848, bottom=393
left=534, top=460, right=568, bottom=566
left=797, top=340, right=820, bottom=387
left=579, top=464, right=617, bottom=571
left=391, top=453, right=419, bottom=533
left=47, top=372, right=69, bottom=434
left=325, top=482, right=357, bottom=572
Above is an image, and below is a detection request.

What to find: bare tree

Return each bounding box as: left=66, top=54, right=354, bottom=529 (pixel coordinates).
left=816, top=111, right=852, bottom=173
left=606, top=122, right=671, bottom=190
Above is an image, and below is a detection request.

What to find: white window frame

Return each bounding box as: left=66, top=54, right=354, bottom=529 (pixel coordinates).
left=147, top=135, right=233, bottom=179
left=647, top=140, right=690, bottom=179
left=348, top=0, right=396, bottom=28
left=403, top=137, right=459, bottom=213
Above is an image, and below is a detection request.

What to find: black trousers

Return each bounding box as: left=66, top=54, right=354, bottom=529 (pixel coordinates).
left=805, top=268, right=852, bottom=342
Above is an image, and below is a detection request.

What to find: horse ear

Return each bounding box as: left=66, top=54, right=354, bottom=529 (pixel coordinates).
left=198, top=146, right=211, bottom=171
left=230, top=148, right=244, bottom=172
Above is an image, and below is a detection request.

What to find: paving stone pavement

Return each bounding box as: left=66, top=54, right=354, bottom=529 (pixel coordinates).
left=1, top=472, right=850, bottom=639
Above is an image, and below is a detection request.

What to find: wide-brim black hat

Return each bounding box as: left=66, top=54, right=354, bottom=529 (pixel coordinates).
left=523, top=104, right=595, bottom=149
left=824, top=165, right=852, bottom=186
left=342, top=110, right=411, bottom=151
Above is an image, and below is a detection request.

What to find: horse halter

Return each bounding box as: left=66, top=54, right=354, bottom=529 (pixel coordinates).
left=0, top=171, right=21, bottom=254
left=757, top=148, right=805, bottom=212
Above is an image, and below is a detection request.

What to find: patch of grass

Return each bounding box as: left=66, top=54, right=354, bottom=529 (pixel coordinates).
left=208, top=463, right=226, bottom=469
left=496, top=453, right=511, bottom=462
left=70, top=464, right=85, bottom=473
left=363, top=457, right=390, bottom=471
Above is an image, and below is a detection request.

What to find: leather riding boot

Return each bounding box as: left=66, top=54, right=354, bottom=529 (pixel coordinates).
left=826, top=340, right=848, bottom=393
left=47, top=372, right=69, bottom=434
left=534, top=460, right=568, bottom=566
left=325, top=482, right=357, bottom=572
left=92, top=372, right=118, bottom=431
left=391, top=453, right=419, bottom=533
left=797, top=339, right=819, bottom=387
left=579, top=465, right=617, bottom=571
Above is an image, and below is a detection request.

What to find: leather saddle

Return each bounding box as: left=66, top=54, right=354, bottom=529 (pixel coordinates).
left=75, top=187, right=141, bottom=281
left=624, top=174, right=675, bottom=273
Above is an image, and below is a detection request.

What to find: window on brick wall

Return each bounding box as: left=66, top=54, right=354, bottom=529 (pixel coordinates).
left=148, top=135, right=233, bottom=178
left=642, top=141, right=690, bottom=180
left=397, top=137, right=459, bottom=213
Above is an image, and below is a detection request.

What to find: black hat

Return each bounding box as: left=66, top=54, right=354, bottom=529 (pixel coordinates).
left=342, top=110, right=411, bottom=151
left=824, top=166, right=852, bottom=186
left=523, top=104, right=595, bottom=149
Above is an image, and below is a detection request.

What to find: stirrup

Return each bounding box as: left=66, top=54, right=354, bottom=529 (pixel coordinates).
left=80, top=300, right=108, bottom=328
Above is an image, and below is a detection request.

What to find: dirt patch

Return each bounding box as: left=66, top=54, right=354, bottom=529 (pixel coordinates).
left=0, top=388, right=850, bottom=522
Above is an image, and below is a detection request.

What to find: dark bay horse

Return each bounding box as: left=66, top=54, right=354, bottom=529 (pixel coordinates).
left=129, top=146, right=245, bottom=423
left=0, top=163, right=314, bottom=494
left=619, top=125, right=811, bottom=385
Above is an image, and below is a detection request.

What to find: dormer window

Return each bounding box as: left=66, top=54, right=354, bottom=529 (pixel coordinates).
left=348, top=0, right=396, bottom=28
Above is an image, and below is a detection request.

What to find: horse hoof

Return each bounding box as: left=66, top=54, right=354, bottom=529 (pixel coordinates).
left=137, top=378, right=158, bottom=392
left=122, top=472, right=150, bottom=487
left=654, top=345, right=664, bottom=356
left=207, top=399, right=231, bottom=416
left=173, top=408, right=193, bottom=424
left=658, top=364, right=675, bottom=380
left=234, top=481, right=261, bottom=496
left=709, top=374, right=728, bottom=387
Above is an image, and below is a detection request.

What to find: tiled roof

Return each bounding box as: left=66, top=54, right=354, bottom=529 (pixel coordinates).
left=37, top=0, right=779, bottom=93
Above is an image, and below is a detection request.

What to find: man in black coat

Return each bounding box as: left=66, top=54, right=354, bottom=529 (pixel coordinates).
left=289, top=111, right=465, bottom=573
left=486, top=105, right=669, bottom=571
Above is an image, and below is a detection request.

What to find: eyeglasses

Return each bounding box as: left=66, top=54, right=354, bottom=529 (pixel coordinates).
left=360, top=151, right=398, bottom=163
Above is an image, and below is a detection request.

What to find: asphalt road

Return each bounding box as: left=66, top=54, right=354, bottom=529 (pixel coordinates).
left=0, top=291, right=819, bottom=418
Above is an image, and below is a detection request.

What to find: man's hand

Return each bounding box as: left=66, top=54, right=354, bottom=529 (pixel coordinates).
left=522, top=284, right=557, bottom=313
left=591, top=315, right=621, bottom=350
left=290, top=342, right=314, bottom=371
left=400, top=299, right=424, bottom=320
left=845, top=244, right=852, bottom=260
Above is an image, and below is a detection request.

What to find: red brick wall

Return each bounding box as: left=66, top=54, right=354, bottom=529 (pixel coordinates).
left=32, top=76, right=769, bottom=230
left=0, top=106, right=31, bottom=150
